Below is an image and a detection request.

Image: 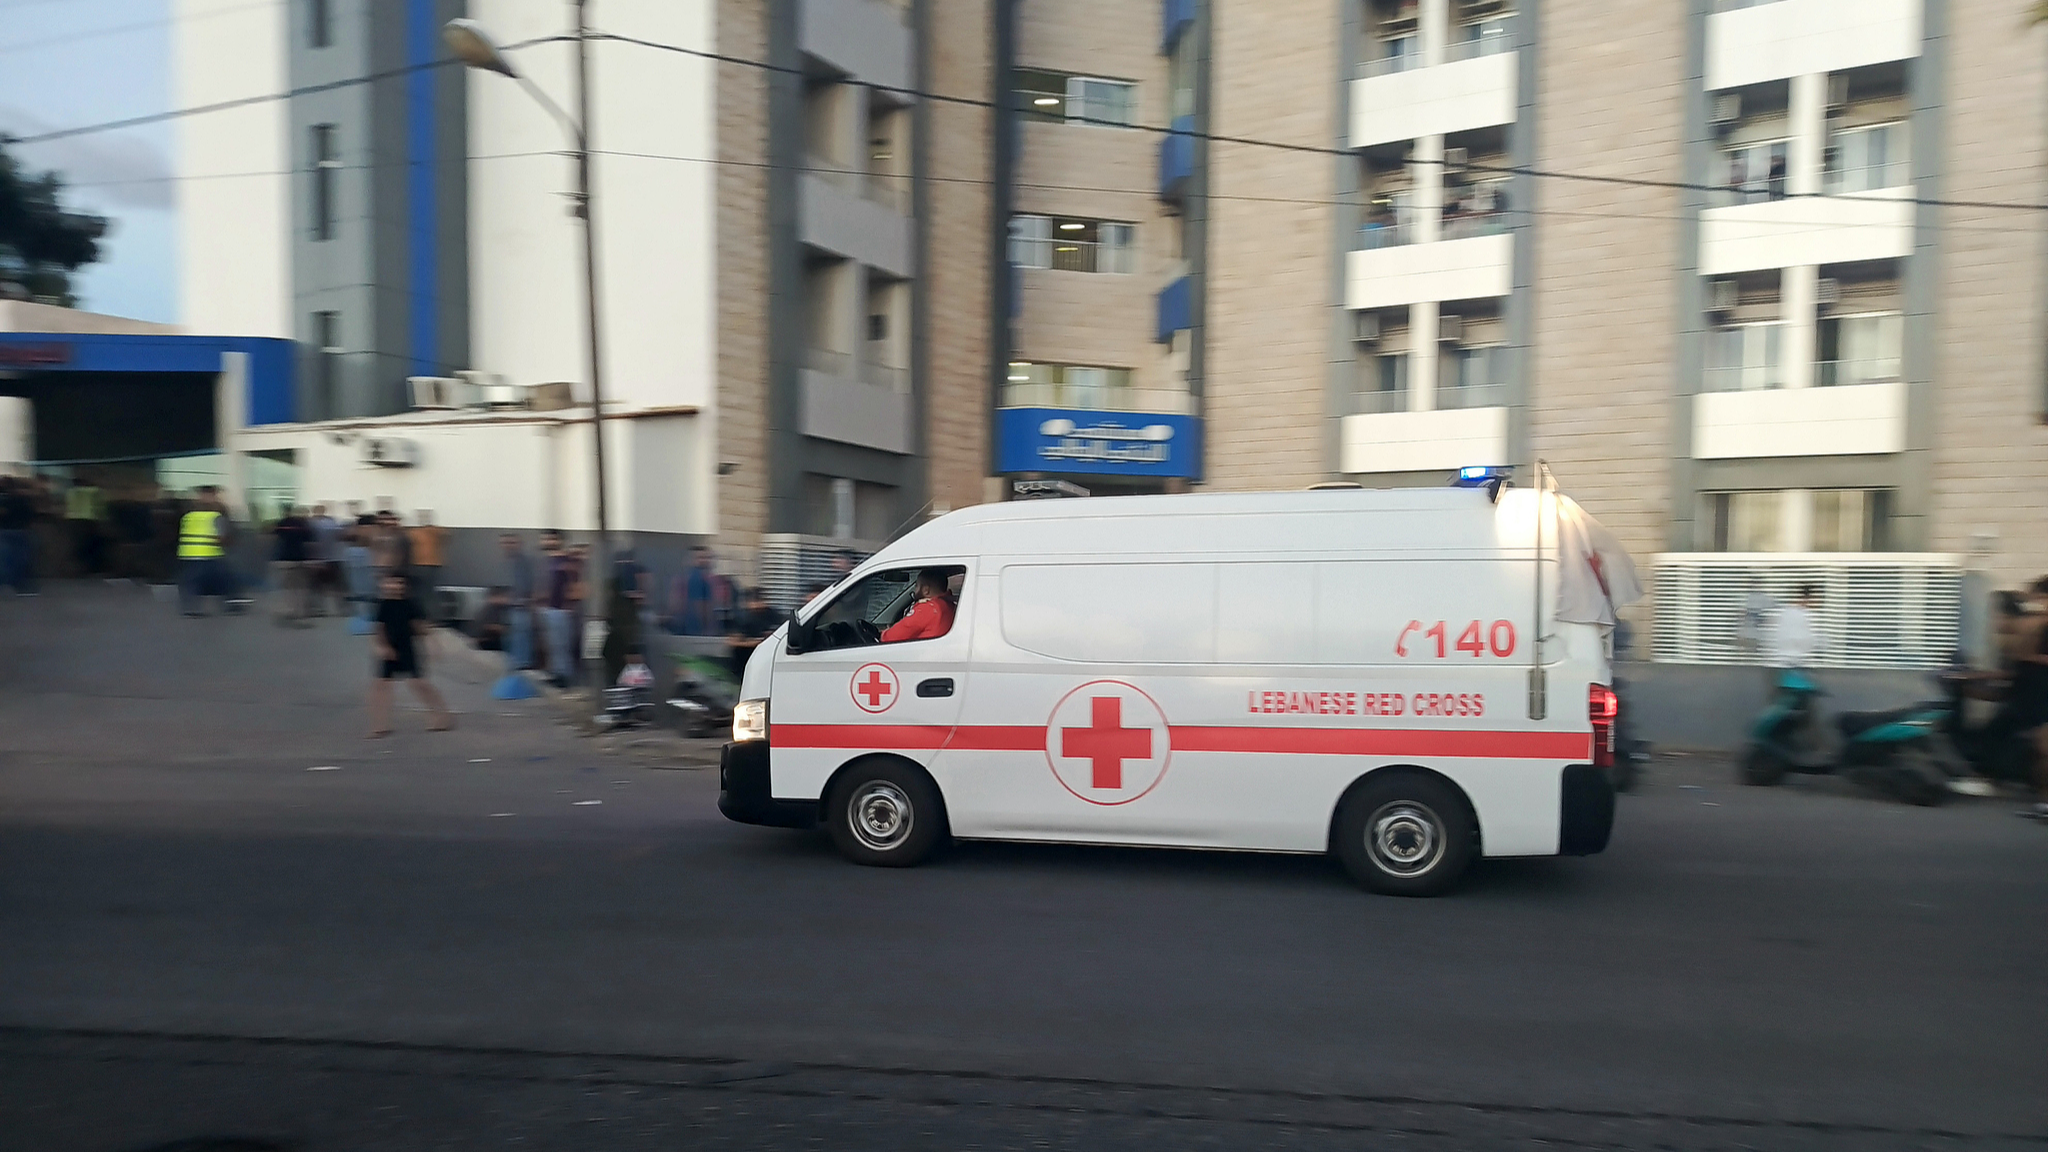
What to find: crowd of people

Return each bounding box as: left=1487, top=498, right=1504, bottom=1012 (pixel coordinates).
left=0, top=472, right=220, bottom=593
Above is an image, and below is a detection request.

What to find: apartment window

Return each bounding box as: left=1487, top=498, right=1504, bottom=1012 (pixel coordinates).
left=1825, top=122, right=1908, bottom=194
left=313, top=310, right=341, bottom=414
left=310, top=123, right=339, bottom=241
left=309, top=0, right=331, bottom=48
left=1009, top=215, right=1135, bottom=274
left=1816, top=311, right=1902, bottom=387
left=1700, top=489, right=1890, bottom=552
left=1439, top=345, right=1505, bottom=409
left=1014, top=69, right=1136, bottom=127
left=1359, top=188, right=1416, bottom=249
left=1169, top=33, right=1198, bottom=120
left=1441, top=177, right=1509, bottom=240
left=1356, top=352, right=1409, bottom=414
left=1003, top=362, right=1137, bottom=410
left=1446, top=15, right=1513, bottom=62
left=1704, top=322, right=1783, bottom=392
left=804, top=475, right=895, bottom=542
left=1719, top=139, right=1788, bottom=206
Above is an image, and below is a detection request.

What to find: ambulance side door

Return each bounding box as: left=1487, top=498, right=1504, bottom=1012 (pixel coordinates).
left=769, top=564, right=972, bottom=806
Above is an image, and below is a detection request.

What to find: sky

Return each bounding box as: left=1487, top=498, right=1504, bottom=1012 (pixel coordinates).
left=0, top=0, right=179, bottom=324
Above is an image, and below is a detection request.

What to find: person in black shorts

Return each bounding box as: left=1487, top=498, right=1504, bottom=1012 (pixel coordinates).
left=368, top=573, right=453, bottom=737
left=2014, top=577, right=2048, bottom=822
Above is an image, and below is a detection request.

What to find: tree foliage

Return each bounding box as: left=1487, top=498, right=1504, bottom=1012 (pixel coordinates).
left=0, top=135, right=107, bottom=308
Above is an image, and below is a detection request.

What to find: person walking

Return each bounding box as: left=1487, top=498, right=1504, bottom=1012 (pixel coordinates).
left=501, top=532, right=536, bottom=671
left=540, top=531, right=580, bottom=688
left=367, top=573, right=453, bottom=737
left=65, top=476, right=105, bottom=576
left=345, top=509, right=378, bottom=626
left=307, top=504, right=342, bottom=615
left=177, top=486, right=238, bottom=616
left=0, top=476, right=37, bottom=596
left=409, top=509, right=448, bottom=607
left=270, top=505, right=314, bottom=624
left=602, top=546, right=649, bottom=687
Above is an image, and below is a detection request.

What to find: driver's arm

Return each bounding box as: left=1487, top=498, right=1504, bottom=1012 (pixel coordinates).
left=880, top=600, right=932, bottom=643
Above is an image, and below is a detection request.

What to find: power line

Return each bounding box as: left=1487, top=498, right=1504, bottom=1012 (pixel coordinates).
left=14, top=23, right=2044, bottom=220
left=0, top=0, right=282, bottom=57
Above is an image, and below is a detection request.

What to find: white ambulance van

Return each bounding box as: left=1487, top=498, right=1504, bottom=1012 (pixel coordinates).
left=719, top=481, right=1638, bottom=896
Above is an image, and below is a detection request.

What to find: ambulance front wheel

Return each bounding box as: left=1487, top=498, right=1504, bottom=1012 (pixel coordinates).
left=826, top=757, right=948, bottom=867
left=1333, top=772, right=1476, bottom=897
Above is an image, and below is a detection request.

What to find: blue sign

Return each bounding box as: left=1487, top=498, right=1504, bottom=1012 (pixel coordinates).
left=0, top=332, right=299, bottom=425
left=996, top=407, right=1203, bottom=479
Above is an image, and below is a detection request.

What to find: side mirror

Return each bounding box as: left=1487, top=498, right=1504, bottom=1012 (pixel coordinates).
left=787, top=618, right=816, bottom=654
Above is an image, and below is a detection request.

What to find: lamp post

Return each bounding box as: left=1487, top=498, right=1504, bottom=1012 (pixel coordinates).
left=445, top=5, right=613, bottom=602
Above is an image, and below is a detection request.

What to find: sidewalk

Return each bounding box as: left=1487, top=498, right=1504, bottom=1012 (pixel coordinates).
left=0, top=580, right=720, bottom=771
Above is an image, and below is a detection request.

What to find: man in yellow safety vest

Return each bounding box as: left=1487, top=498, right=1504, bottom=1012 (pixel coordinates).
left=177, top=486, right=243, bottom=616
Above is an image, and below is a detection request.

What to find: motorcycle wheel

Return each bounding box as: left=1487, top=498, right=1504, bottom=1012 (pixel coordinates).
left=1895, top=745, right=1951, bottom=807
left=1742, top=745, right=1788, bottom=787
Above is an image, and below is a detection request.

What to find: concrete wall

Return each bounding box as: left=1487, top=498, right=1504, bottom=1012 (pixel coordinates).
left=920, top=0, right=993, bottom=515
left=173, top=0, right=292, bottom=340
left=1618, top=660, right=1934, bottom=751
left=715, top=0, right=773, bottom=574
left=1203, top=0, right=1341, bottom=492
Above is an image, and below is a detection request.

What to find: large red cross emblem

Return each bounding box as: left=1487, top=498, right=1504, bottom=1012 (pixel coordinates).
left=1062, top=697, right=1151, bottom=789
left=1045, top=680, right=1171, bottom=805
left=850, top=663, right=899, bottom=713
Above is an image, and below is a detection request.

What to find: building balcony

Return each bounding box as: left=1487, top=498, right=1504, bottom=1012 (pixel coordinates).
left=1691, top=379, right=1906, bottom=459
left=1156, top=275, right=1191, bottom=344
left=797, top=0, right=911, bottom=90
left=1347, top=229, right=1511, bottom=310
left=799, top=164, right=911, bottom=278
left=1698, top=187, right=1913, bottom=276
left=800, top=347, right=912, bottom=455
left=1706, top=0, right=1920, bottom=91
left=1350, top=46, right=1515, bottom=150
left=1159, top=115, right=1194, bottom=202
left=1340, top=405, right=1508, bottom=475
left=1162, top=0, right=1196, bottom=50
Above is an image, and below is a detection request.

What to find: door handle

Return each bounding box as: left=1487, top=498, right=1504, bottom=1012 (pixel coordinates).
left=917, top=678, right=954, bottom=698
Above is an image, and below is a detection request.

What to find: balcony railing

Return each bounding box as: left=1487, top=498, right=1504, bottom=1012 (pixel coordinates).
left=1357, top=219, right=1412, bottom=249
left=1439, top=211, right=1510, bottom=241
left=805, top=347, right=851, bottom=376
left=1353, top=387, right=1410, bottom=415
left=1356, top=51, right=1420, bottom=79
left=1702, top=363, right=1785, bottom=392
left=1443, top=27, right=1513, bottom=62
left=1436, top=380, right=1508, bottom=410
left=1817, top=357, right=1902, bottom=388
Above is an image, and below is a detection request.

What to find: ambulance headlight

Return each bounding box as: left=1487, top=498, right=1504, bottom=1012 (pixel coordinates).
left=733, top=698, right=769, bottom=743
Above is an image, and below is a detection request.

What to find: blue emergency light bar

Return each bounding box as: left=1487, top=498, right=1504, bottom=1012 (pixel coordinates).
left=1453, top=465, right=1511, bottom=485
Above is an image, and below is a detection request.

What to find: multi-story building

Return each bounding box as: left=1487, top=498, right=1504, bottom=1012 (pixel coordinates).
left=173, top=0, right=988, bottom=594
left=991, top=0, right=2047, bottom=670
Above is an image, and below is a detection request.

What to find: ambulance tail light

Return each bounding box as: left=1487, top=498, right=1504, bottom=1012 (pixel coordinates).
left=733, top=698, right=769, bottom=743
left=1588, top=684, right=1619, bottom=769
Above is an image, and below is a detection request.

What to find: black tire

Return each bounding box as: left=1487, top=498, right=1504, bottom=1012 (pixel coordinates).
left=1742, top=745, right=1788, bottom=786
left=1895, top=745, right=1951, bottom=807
left=825, top=758, right=948, bottom=868
left=1332, top=772, right=1476, bottom=897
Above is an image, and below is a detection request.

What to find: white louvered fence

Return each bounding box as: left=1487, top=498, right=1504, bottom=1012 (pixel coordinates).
left=1651, top=554, right=1962, bottom=670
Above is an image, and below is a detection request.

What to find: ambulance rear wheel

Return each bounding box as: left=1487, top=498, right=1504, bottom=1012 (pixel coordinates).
left=1334, top=773, right=1474, bottom=897
left=826, top=758, right=947, bottom=868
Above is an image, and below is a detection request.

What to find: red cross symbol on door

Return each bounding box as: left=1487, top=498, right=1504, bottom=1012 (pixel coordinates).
left=850, top=663, right=899, bottom=713
left=1061, top=696, right=1152, bottom=789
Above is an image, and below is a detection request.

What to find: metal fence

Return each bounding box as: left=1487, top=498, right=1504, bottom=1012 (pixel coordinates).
left=1651, top=554, right=1962, bottom=669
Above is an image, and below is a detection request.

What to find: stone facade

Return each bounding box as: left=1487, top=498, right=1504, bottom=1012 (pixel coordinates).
left=922, top=0, right=994, bottom=515
left=715, top=0, right=771, bottom=572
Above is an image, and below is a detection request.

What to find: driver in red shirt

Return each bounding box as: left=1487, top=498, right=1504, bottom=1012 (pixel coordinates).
left=881, top=568, right=956, bottom=643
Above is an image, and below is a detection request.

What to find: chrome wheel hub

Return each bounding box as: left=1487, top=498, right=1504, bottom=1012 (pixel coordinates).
left=1367, top=801, right=1443, bottom=876
left=849, top=781, right=914, bottom=852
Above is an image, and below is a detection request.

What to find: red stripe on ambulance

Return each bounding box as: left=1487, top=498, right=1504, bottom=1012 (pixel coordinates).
left=775, top=723, right=1589, bottom=761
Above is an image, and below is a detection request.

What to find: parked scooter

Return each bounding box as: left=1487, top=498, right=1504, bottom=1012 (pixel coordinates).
left=1742, top=670, right=1951, bottom=805
left=667, top=653, right=738, bottom=739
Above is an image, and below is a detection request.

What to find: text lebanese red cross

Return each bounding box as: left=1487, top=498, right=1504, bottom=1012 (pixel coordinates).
left=1061, top=696, right=1152, bottom=789
left=857, top=670, right=894, bottom=709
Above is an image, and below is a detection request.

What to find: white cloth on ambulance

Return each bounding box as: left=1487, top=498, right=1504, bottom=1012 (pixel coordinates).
left=1552, top=495, right=1644, bottom=627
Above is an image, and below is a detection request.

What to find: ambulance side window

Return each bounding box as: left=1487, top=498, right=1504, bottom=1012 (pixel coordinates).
left=804, top=569, right=917, bottom=650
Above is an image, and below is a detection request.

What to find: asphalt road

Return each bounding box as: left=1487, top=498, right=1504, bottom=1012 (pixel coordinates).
left=3, top=583, right=2046, bottom=1151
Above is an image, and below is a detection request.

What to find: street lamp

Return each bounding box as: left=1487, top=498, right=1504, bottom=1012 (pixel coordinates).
left=445, top=7, right=615, bottom=622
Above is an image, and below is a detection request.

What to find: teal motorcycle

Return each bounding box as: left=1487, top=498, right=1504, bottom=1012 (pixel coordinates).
left=1742, top=670, right=1953, bottom=806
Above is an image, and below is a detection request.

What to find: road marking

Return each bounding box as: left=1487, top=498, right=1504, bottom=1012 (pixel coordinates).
left=573, top=799, right=602, bottom=806
left=488, top=812, right=515, bottom=818
left=468, top=758, right=492, bottom=763
left=306, top=765, right=341, bottom=772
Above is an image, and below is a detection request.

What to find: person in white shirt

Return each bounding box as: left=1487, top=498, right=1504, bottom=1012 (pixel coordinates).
left=1770, top=584, right=1822, bottom=670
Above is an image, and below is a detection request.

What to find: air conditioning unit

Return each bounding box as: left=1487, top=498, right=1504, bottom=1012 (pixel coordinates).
left=1826, top=74, right=1849, bottom=111
left=1443, top=146, right=1469, bottom=172
left=1352, top=311, right=1382, bottom=345
left=481, top=381, right=526, bottom=409
left=1709, top=279, right=1738, bottom=314
left=360, top=436, right=420, bottom=468
left=454, top=370, right=500, bottom=408
left=1438, top=315, right=1464, bottom=344
left=1711, top=93, right=1741, bottom=127
left=407, top=376, right=461, bottom=409
left=1815, top=277, right=1842, bottom=309
left=526, top=381, right=576, bottom=412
